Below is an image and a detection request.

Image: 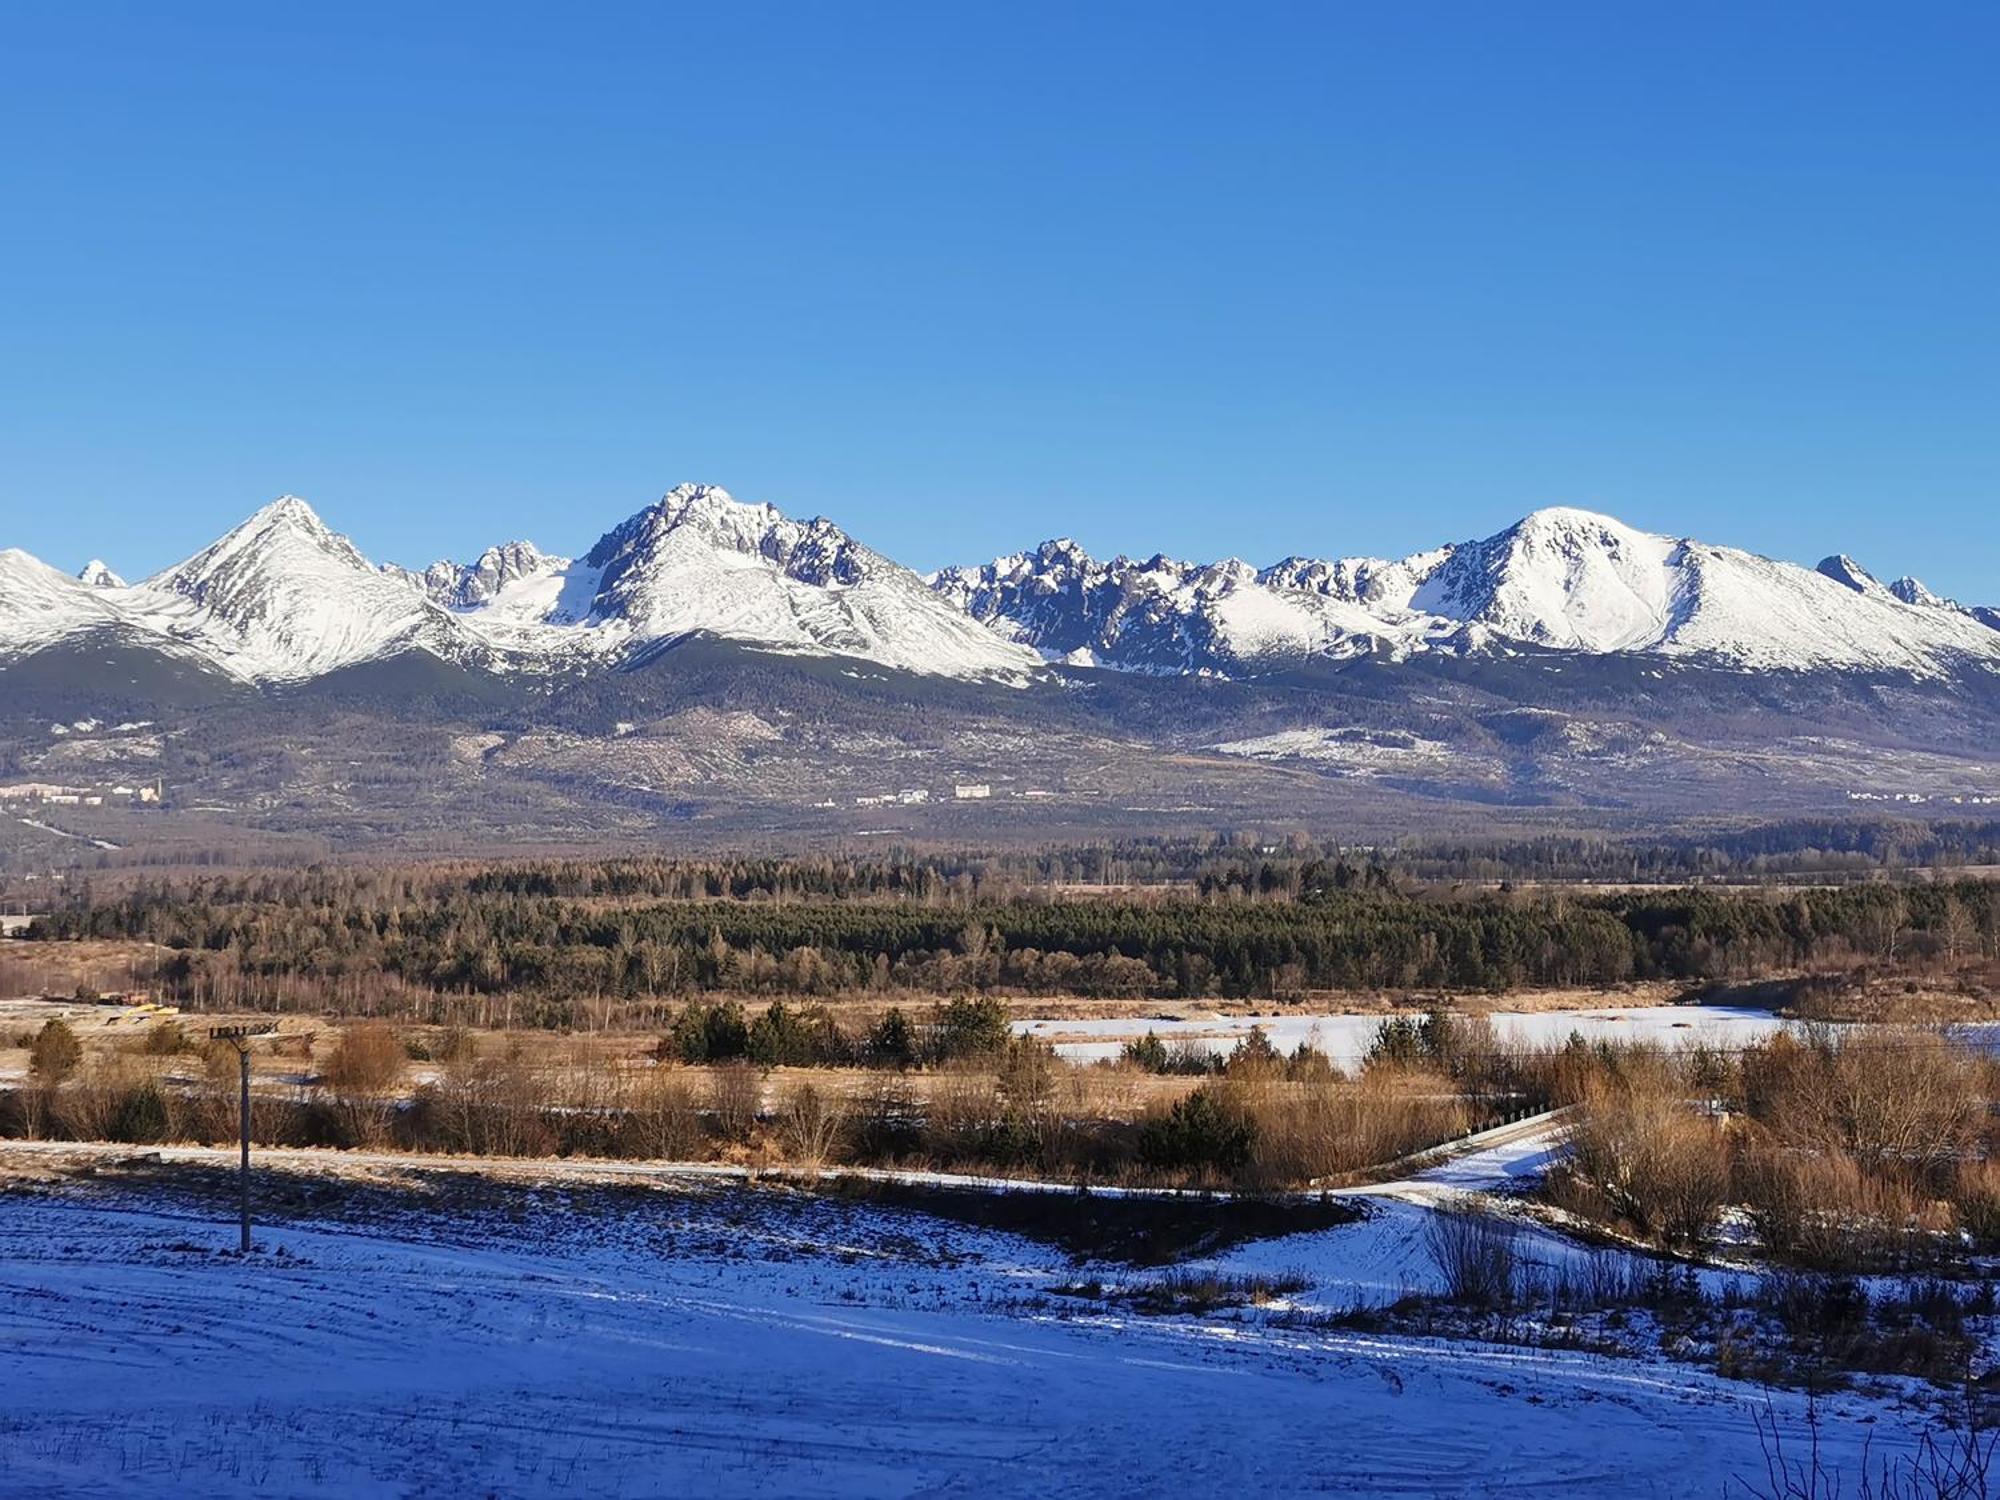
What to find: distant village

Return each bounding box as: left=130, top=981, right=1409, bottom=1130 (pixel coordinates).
left=0, top=780, right=163, bottom=809
left=815, top=782, right=1061, bottom=809
left=1846, top=790, right=1999, bottom=806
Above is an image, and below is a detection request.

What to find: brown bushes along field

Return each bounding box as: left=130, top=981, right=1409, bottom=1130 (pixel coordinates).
left=1545, top=1027, right=1998, bottom=1269
left=0, top=1011, right=1495, bottom=1191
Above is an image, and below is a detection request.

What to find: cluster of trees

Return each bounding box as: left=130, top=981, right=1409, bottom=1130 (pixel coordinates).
left=658, top=996, right=1010, bottom=1069
left=1387, top=820, right=2000, bottom=884
left=25, top=859, right=2000, bottom=1014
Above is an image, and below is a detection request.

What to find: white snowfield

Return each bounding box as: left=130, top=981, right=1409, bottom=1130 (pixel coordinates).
left=0, top=1143, right=1933, bottom=1499
left=1017, top=1002, right=1829, bottom=1066
left=936, top=506, right=2000, bottom=678
left=5, top=491, right=1998, bottom=687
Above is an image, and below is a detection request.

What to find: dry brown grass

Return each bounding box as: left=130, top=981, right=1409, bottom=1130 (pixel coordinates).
left=0, top=1000, right=1504, bottom=1187
left=1223, top=1066, right=1472, bottom=1189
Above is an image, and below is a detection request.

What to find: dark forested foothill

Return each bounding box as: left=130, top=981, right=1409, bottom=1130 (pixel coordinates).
left=21, top=855, right=2000, bottom=1019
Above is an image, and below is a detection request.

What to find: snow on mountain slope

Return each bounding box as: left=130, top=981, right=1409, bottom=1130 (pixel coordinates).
left=383, top=541, right=572, bottom=611
left=127, top=497, right=482, bottom=681
left=932, top=540, right=1409, bottom=673
left=76, top=559, right=126, bottom=589
left=940, top=507, right=2000, bottom=679
left=1888, top=574, right=2000, bottom=634
left=496, top=482, right=1043, bottom=679
left=3, top=487, right=1038, bottom=685
left=8, top=491, right=1995, bottom=689
left=0, top=548, right=132, bottom=654
left=1407, top=509, right=1678, bottom=651
left=1407, top=510, right=2000, bottom=673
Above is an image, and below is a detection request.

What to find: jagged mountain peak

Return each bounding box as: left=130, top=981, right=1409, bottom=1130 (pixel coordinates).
left=387, top=539, right=570, bottom=610
left=127, top=495, right=472, bottom=680
left=6, top=490, right=1997, bottom=690
left=565, top=482, right=1035, bottom=679
left=261, top=493, right=325, bottom=524
left=1889, top=576, right=1948, bottom=609
left=77, top=559, right=127, bottom=589
left=151, top=494, right=373, bottom=596
left=586, top=483, right=855, bottom=572
left=1817, top=554, right=1887, bottom=596
left=583, top=484, right=880, bottom=599
left=939, top=506, right=2000, bottom=678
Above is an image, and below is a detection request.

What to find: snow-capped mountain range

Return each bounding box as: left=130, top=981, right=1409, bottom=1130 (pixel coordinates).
left=0, top=484, right=1039, bottom=685
left=934, top=508, right=2000, bottom=680
left=2, top=489, right=1996, bottom=688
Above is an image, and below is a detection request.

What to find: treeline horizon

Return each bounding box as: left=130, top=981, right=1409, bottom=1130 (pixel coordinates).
left=21, top=854, right=2000, bottom=1019
left=8, top=816, right=1999, bottom=893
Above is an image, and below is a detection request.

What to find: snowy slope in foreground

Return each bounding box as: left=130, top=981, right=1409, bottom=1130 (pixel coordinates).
left=938, top=507, right=2000, bottom=679
left=0, top=1177, right=1931, bottom=1499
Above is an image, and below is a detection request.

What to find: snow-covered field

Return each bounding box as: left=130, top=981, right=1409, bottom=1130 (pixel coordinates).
left=0, top=1141, right=1944, bottom=1499
left=1019, top=1004, right=2000, bottom=1065
left=1019, top=1003, right=1792, bottom=1065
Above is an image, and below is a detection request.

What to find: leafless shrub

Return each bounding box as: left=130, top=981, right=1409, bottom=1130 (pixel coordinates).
left=322, top=1022, right=406, bottom=1095
left=778, top=1081, right=847, bottom=1178
left=1562, top=1076, right=1731, bottom=1248
left=707, top=1062, right=762, bottom=1144
left=1425, top=1201, right=1518, bottom=1307
left=853, top=1069, right=922, bottom=1161
left=620, top=1072, right=708, bottom=1160
left=127, top=1021, right=189, bottom=1057
left=1954, top=1159, right=2000, bottom=1252
left=53, top=1058, right=177, bottom=1144
left=424, top=1049, right=555, bottom=1156
left=925, top=1065, right=1001, bottom=1164
left=1746, top=1028, right=1987, bottom=1175
left=1735, top=1137, right=1956, bottom=1272
left=1734, top=1387, right=1996, bottom=1500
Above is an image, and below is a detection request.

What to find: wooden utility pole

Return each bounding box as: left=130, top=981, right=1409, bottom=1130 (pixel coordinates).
left=209, top=1023, right=277, bottom=1252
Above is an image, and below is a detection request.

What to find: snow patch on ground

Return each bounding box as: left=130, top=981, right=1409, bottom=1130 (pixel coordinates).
left=1211, top=725, right=1464, bottom=775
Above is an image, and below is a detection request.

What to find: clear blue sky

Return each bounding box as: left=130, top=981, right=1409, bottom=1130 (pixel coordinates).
left=2, top=2, right=1995, bottom=598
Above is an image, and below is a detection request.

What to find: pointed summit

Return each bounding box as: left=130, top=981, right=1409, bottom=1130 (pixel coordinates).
left=133, top=495, right=471, bottom=679
left=567, top=483, right=1038, bottom=678
left=1816, top=554, right=1886, bottom=595
left=1889, top=576, right=1949, bottom=609
left=150, top=495, right=369, bottom=601
left=260, top=494, right=325, bottom=525
left=77, top=559, right=127, bottom=589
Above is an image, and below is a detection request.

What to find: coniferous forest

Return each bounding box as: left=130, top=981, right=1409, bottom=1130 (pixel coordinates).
left=23, top=850, right=2000, bottom=1018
